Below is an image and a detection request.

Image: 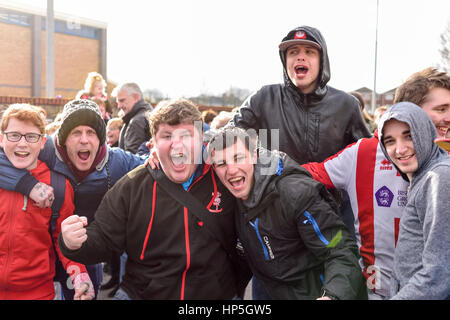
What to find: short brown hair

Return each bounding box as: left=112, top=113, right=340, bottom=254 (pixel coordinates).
left=208, top=126, right=257, bottom=157
left=148, top=98, right=202, bottom=137
left=1, top=104, right=46, bottom=134
left=394, top=67, right=450, bottom=106
left=202, top=109, right=218, bottom=125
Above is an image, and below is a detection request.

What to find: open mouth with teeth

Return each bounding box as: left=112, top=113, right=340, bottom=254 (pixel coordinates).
left=78, top=150, right=91, bottom=161
left=171, top=152, right=189, bottom=166
left=295, top=65, right=309, bottom=76
left=14, top=151, right=30, bottom=158
left=228, top=176, right=245, bottom=189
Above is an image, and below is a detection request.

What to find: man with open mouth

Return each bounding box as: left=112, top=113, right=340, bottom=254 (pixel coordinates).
left=59, top=99, right=251, bottom=300
left=230, top=25, right=371, bottom=299
left=0, top=99, right=147, bottom=299
left=0, top=103, right=93, bottom=300
left=208, top=126, right=367, bottom=300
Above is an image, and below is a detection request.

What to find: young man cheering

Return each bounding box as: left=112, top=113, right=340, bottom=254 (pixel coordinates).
left=59, top=99, right=249, bottom=300
left=208, top=126, right=366, bottom=300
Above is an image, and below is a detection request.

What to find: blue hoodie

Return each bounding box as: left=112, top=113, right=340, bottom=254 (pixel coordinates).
left=379, top=102, right=450, bottom=299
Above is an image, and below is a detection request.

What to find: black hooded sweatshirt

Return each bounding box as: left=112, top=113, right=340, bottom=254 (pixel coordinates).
left=232, top=26, right=371, bottom=164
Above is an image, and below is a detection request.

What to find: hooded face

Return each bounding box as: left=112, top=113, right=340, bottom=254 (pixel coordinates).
left=285, top=44, right=321, bottom=94
left=279, top=26, right=330, bottom=97
left=65, top=125, right=100, bottom=171
left=379, top=102, right=445, bottom=182
left=381, top=119, right=418, bottom=181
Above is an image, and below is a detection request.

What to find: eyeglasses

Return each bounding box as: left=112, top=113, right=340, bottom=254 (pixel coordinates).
left=3, top=132, right=43, bottom=143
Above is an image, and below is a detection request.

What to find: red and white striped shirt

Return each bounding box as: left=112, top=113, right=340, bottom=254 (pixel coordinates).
left=303, top=131, right=408, bottom=299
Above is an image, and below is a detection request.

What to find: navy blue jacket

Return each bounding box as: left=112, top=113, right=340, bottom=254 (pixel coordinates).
left=0, top=137, right=146, bottom=223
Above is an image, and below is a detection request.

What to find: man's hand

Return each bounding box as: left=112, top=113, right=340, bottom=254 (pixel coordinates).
left=73, top=272, right=95, bottom=300
left=29, top=182, right=55, bottom=208
left=144, top=144, right=160, bottom=170
left=61, top=215, right=88, bottom=250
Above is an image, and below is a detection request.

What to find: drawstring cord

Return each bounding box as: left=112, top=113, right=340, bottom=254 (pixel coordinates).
left=140, top=180, right=157, bottom=260
left=22, top=195, right=28, bottom=211
left=206, top=170, right=217, bottom=210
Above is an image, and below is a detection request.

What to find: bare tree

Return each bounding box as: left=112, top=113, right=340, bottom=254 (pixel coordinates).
left=438, top=19, right=450, bottom=73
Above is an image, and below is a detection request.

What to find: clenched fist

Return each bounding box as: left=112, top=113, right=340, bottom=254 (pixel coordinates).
left=61, top=215, right=88, bottom=250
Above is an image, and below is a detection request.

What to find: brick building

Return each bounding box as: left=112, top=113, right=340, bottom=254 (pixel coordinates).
left=354, top=86, right=397, bottom=112
left=0, top=1, right=107, bottom=99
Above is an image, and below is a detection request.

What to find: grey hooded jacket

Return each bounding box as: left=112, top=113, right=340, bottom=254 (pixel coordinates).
left=378, top=102, right=450, bottom=299
left=231, top=25, right=371, bottom=165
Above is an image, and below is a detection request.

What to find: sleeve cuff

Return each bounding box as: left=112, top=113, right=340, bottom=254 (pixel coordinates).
left=16, top=174, right=39, bottom=196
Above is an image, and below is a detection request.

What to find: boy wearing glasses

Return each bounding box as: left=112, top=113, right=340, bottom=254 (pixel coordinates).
left=0, top=104, right=93, bottom=300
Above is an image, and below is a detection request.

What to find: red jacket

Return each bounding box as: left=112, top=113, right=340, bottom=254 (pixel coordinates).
left=0, top=161, right=87, bottom=300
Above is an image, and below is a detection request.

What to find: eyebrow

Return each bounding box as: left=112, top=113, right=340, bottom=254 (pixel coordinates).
left=382, top=129, right=411, bottom=142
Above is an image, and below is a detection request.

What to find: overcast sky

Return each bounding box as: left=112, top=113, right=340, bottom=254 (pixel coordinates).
left=6, top=0, right=450, bottom=98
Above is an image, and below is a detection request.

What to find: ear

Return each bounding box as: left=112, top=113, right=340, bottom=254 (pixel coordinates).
left=251, top=146, right=258, bottom=163
left=0, top=133, right=4, bottom=148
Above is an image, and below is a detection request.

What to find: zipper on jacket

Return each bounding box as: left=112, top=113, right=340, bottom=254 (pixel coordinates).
left=1, top=196, right=18, bottom=293
left=249, top=218, right=270, bottom=261
left=303, top=211, right=329, bottom=246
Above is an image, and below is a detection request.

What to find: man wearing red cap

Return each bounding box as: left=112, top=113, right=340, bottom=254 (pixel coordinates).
left=230, top=25, right=371, bottom=299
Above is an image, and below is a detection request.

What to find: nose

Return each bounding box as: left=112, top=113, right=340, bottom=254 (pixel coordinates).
left=79, top=131, right=89, bottom=143
left=17, top=135, right=28, bottom=146
left=226, top=163, right=239, bottom=175
left=395, top=140, right=408, bottom=155
left=443, top=110, right=450, bottom=123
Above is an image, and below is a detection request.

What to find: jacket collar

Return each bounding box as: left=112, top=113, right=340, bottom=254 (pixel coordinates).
left=122, top=99, right=152, bottom=124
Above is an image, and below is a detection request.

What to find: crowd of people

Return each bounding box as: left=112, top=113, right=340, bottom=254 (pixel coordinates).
left=0, top=24, right=449, bottom=301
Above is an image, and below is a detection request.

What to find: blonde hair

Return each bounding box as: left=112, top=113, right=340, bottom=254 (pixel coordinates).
left=1, top=104, right=46, bottom=134
left=83, top=72, right=107, bottom=96
left=107, top=117, right=124, bottom=130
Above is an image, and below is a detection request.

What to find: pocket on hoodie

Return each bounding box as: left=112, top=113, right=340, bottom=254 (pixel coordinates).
left=141, top=276, right=180, bottom=299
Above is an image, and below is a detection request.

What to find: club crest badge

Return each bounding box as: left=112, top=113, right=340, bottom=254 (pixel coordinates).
left=294, top=31, right=307, bottom=39
left=209, top=191, right=223, bottom=213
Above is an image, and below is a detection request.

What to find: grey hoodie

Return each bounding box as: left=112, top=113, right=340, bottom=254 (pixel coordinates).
left=378, top=102, right=450, bottom=299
